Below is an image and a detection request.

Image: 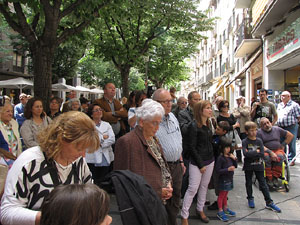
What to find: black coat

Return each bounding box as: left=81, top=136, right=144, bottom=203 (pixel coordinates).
left=110, top=170, right=168, bottom=225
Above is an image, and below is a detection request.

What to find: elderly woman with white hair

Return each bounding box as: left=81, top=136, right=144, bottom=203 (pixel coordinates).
left=114, top=99, right=173, bottom=202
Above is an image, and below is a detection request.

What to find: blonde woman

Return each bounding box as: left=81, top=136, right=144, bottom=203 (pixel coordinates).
left=1, top=111, right=100, bottom=225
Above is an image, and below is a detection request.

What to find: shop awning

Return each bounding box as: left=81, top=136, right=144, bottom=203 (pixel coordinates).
left=208, top=80, right=221, bottom=97
left=228, top=49, right=262, bottom=85
left=215, top=77, right=229, bottom=93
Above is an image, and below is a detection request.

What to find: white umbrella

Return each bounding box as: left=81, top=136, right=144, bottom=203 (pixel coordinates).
left=0, top=77, right=33, bottom=92
left=75, top=85, right=91, bottom=92
left=90, top=88, right=104, bottom=94
left=52, top=83, right=76, bottom=91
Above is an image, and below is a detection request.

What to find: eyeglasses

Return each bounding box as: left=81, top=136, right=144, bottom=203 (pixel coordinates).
left=223, top=105, right=229, bottom=108
left=157, top=99, right=173, bottom=104
left=180, top=102, right=188, bottom=105
left=93, top=109, right=103, bottom=112
left=50, top=101, right=59, bottom=104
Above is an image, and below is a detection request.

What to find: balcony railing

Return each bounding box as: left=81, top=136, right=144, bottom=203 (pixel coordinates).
left=235, top=18, right=252, bottom=48
left=214, top=68, right=220, bottom=78
left=206, top=72, right=213, bottom=82
left=220, top=63, right=226, bottom=75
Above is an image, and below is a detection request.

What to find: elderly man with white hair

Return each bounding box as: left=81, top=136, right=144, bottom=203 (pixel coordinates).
left=277, top=91, right=300, bottom=165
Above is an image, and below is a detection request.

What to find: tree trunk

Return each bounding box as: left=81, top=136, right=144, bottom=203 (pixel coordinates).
left=120, top=65, right=131, bottom=98
left=31, top=44, right=55, bottom=113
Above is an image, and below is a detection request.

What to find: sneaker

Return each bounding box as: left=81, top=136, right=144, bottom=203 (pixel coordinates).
left=224, top=208, right=236, bottom=217
left=208, top=201, right=218, bottom=210
left=217, top=211, right=229, bottom=222
left=266, top=203, right=281, bottom=213
left=248, top=199, right=255, bottom=208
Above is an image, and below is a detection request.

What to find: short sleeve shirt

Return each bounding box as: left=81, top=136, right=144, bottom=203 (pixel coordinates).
left=257, top=126, right=287, bottom=150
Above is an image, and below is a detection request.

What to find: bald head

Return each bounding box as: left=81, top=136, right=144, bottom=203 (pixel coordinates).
left=281, top=91, right=291, bottom=104
left=153, top=88, right=172, bottom=115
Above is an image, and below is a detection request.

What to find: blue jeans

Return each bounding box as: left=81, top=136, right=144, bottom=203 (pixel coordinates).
left=282, top=123, right=298, bottom=161
left=244, top=170, right=273, bottom=205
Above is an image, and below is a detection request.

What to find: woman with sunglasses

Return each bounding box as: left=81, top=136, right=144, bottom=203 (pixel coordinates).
left=217, top=100, right=240, bottom=132
left=86, top=104, right=115, bottom=187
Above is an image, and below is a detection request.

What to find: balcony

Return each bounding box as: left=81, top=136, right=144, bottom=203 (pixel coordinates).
left=228, top=17, right=233, bottom=34
left=235, top=0, right=251, bottom=8
left=252, top=0, right=298, bottom=37
left=223, top=30, right=229, bottom=46
left=220, top=63, right=226, bottom=75
left=214, top=68, right=220, bottom=78
left=234, top=18, right=261, bottom=58
left=206, top=72, right=213, bottom=82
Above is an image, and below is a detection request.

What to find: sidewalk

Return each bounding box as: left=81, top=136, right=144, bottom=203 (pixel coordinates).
left=109, top=141, right=300, bottom=225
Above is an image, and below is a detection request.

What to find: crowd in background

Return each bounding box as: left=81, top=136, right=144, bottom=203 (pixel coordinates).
left=0, top=83, right=299, bottom=225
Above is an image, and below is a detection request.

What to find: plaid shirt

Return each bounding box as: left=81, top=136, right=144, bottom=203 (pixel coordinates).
left=277, top=100, right=300, bottom=127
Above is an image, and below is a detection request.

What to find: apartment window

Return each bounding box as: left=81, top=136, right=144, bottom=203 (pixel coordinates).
left=13, top=52, right=22, bottom=67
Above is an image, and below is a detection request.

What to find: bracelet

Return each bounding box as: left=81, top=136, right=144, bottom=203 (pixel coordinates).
left=179, top=160, right=184, bottom=163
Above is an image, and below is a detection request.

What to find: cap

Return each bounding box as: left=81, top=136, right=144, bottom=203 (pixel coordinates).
left=236, top=95, right=245, bottom=100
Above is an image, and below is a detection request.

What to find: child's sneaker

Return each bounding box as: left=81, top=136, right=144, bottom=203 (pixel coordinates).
left=224, top=208, right=236, bottom=217
left=248, top=199, right=255, bottom=208
left=266, top=202, right=281, bottom=213
left=217, top=211, right=229, bottom=222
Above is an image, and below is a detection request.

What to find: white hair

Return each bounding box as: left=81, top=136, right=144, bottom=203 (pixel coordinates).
left=135, top=99, right=164, bottom=121
left=68, top=98, right=81, bottom=108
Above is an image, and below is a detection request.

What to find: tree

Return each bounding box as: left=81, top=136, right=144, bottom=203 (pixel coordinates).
left=0, top=0, right=108, bottom=109
left=79, top=54, right=145, bottom=91
left=137, top=31, right=194, bottom=88
left=0, top=15, right=13, bottom=63
left=92, top=0, right=214, bottom=97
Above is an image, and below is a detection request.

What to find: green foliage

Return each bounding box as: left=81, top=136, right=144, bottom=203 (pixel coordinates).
left=78, top=54, right=145, bottom=91
left=0, top=15, right=13, bottom=62
left=91, top=0, right=214, bottom=96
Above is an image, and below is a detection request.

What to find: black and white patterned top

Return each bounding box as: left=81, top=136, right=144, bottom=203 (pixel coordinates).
left=0, top=146, right=92, bottom=225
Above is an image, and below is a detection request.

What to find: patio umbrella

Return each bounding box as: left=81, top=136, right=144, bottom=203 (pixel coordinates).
left=75, top=85, right=91, bottom=92
left=90, top=88, right=104, bottom=94
left=52, top=83, right=76, bottom=91
left=0, top=77, right=33, bottom=92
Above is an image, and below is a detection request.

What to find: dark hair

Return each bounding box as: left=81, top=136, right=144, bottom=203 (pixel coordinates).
left=188, top=91, right=199, bottom=100
left=218, top=100, right=229, bottom=112
left=24, top=97, right=45, bottom=119
left=128, top=90, right=137, bottom=108
left=135, top=90, right=147, bottom=107
left=217, top=121, right=230, bottom=132
left=40, top=184, right=110, bottom=225
left=87, top=103, right=101, bottom=119
left=219, top=136, right=232, bottom=155
left=259, top=88, right=268, bottom=95
left=50, top=97, right=62, bottom=106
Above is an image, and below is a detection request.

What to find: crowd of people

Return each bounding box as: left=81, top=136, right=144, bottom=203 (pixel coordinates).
left=0, top=83, right=299, bottom=225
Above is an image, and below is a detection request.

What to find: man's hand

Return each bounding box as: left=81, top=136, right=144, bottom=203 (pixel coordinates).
left=270, top=152, right=278, bottom=161
left=181, top=162, right=186, bottom=175
left=228, top=166, right=235, bottom=171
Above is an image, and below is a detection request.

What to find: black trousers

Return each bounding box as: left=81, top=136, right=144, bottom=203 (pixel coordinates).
left=166, top=162, right=183, bottom=225
left=244, top=170, right=273, bottom=205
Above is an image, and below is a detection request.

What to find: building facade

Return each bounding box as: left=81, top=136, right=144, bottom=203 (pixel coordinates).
left=182, top=0, right=300, bottom=108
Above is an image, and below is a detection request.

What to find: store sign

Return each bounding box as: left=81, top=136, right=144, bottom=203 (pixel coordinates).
left=267, top=17, right=300, bottom=65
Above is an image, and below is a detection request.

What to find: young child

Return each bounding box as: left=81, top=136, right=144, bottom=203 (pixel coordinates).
left=40, top=184, right=112, bottom=225
left=215, top=137, right=237, bottom=222
left=242, top=121, right=281, bottom=213
left=208, top=121, right=231, bottom=210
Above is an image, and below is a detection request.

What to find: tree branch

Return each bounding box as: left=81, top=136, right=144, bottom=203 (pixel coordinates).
left=57, top=1, right=107, bottom=45
left=59, top=0, right=84, bottom=19
left=31, top=13, right=40, bottom=32
left=13, top=2, right=38, bottom=44
left=0, top=2, right=23, bottom=35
